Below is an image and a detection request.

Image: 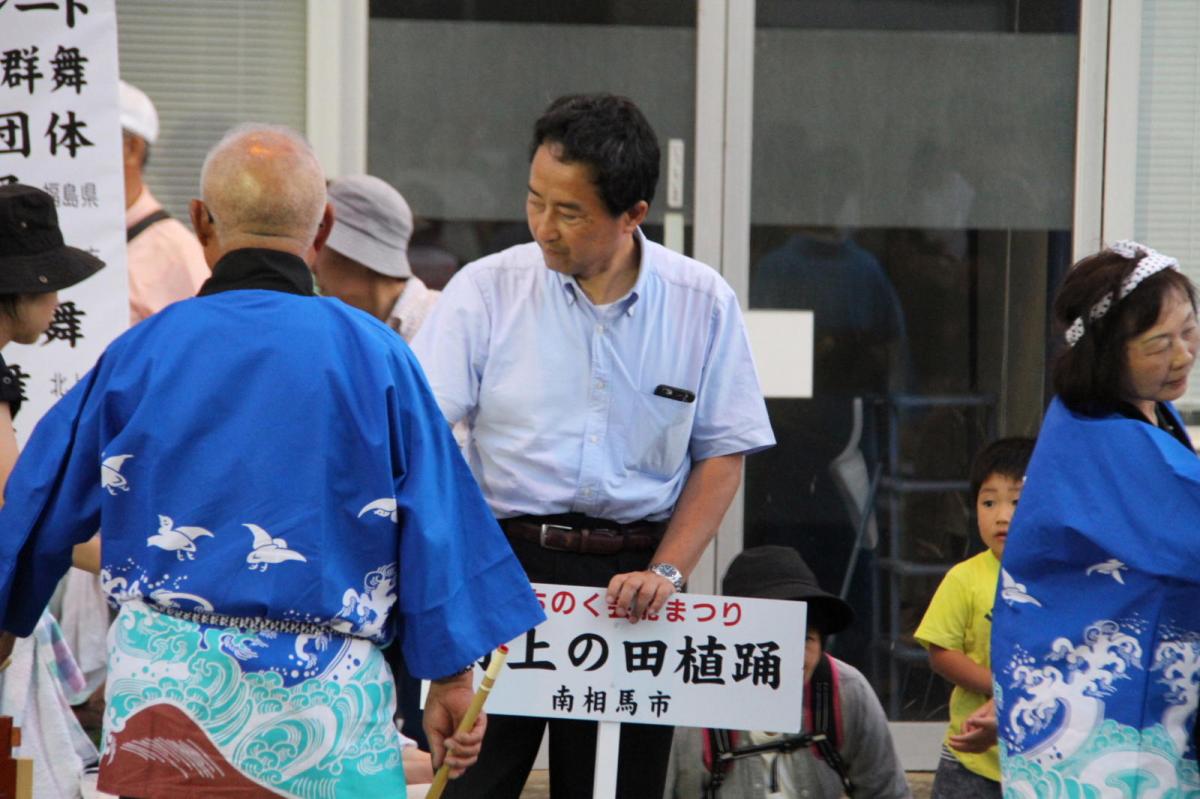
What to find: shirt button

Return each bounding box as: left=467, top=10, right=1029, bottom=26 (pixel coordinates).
left=595, top=380, right=605, bottom=390
left=595, top=324, right=605, bottom=333
left=582, top=487, right=592, bottom=497
left=589, top=435, right=598, bottom=443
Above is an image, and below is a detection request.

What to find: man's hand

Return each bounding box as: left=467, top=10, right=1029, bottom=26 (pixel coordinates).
left=948, top=698, right=997, bottom=754
left=423, top=670, right=485, bottom=779
left=607, top=570, right=675, bottom=624
left=605, top=454, right=743, bottom=624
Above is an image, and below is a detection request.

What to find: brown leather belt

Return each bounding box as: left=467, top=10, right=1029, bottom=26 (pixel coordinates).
left=502, top=517, right=665, bottom=555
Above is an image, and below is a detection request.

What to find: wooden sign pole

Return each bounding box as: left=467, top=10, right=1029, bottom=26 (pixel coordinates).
left=0, top=716, right=32, bottom=799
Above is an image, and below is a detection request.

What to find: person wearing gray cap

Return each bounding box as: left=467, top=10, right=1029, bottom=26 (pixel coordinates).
left=120, top=80, right=208, bottom=326
left=664, top=546, right=911, bottom=799
left=311, top=174, right=440, bottom=342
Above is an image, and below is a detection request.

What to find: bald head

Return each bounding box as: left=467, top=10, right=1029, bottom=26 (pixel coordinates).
left=196, top=124, right=327, bottom=254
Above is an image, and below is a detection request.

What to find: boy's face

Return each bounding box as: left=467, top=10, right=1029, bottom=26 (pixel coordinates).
left=977, top=473, right=1023, bottom=559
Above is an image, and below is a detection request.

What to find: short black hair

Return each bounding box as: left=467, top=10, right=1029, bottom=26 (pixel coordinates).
left=530, top=93, right=660, bottom=217
left=969, top=437, right=1036, bottom=504
left=1052, top=248, right=1198, bottom=414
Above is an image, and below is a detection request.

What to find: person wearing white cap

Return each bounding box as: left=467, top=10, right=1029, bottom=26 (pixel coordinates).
left=120, top=80, right=208, bottom=326
left=311, top=174, right=440, bottom=343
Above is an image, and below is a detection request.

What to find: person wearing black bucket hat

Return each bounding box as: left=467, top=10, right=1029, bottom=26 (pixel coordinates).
left=0, top=184, right=105, bottom=721
left=665, top=545, right=911, bottom=798
left=0, top=184, right=104, bottom=487
left=721, top=545, right=855, bottom=641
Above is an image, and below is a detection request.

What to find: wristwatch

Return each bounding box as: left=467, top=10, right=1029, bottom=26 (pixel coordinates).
left=649, top=562, right=684, bottom=592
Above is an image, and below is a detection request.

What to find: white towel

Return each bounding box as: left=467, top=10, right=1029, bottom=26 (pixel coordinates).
left=57, top=568, right=111, bottom=700
left=0, top=610, right=99, bottom=798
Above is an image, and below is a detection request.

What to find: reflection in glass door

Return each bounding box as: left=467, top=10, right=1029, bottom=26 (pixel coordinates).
left=367, top=2, right=700, bottom=279
left=737, top=2, right=1080, bottom=727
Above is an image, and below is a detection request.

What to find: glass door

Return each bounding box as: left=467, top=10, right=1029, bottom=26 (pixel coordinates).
left=726, top=1, right=1082, bottom=749
left=368, top=0, right=1090, bottom=765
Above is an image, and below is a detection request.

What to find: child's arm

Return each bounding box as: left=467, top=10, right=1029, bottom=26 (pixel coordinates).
left=927, top=644, right=992, bottom=696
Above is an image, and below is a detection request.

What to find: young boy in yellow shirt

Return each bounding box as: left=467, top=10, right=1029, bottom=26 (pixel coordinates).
left=915, top=437, right=1035, bottom=799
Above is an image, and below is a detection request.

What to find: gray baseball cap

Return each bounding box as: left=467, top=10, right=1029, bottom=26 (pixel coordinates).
left=325, top=175, right=413, bottom=279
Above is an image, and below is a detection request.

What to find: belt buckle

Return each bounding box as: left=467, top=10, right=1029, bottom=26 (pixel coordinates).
left=539, top=523, right=575, bottom=551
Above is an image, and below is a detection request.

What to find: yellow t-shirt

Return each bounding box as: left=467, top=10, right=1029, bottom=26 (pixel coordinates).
left=914, top=549, right=1000, bottom=781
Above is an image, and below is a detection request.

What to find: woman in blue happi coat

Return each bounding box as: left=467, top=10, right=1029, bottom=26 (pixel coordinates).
left=992, top=241, right=1200, bottom=796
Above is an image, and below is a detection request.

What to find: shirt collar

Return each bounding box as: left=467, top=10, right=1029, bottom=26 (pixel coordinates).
left=125, top=186, right=159, bottom=227
left=198, top=248, right=315, bottom=298
left=553, top=227, right=650, bottom=317
left=388, top=276, right=428, bottom=322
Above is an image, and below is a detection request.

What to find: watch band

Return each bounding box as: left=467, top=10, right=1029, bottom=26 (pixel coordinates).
left=649, top=562, right=684, bottom=592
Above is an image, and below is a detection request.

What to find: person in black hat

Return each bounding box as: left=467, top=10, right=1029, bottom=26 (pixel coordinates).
left=0, top=183, right=104, bottom=491
left=0, top=183, right=105, bottom=793
left=665, top=545, right=911, bottom=798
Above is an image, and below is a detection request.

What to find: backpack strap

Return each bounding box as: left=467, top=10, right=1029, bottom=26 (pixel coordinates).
left=126, top=208, right=171, bottom=242
left=702, top=655, right=854, bottom=796
left=703, top=727, right=738, bottom=797
left=807, top=653, right=855, bottom=796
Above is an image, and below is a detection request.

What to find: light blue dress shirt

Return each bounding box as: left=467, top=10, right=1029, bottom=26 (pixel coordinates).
left=411, top=229, right=775, bottom=523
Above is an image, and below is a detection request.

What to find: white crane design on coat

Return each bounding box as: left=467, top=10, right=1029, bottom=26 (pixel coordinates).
left=358, top=498, right=398, bottom=522
left=244, top=523, right=308, bottom=572
left=147, top=515, right=214, bottom=560
left=101, top=454, right=134, bottom=495
left=1085, top=559, right=1128, bottom=585
left=1001, top=568, right=1043, bottom=607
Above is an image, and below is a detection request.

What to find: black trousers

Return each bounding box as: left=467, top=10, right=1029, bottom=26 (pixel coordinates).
left=444, top=535, right=674, bottom=799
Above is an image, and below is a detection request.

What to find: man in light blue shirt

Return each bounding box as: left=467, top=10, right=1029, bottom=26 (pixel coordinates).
left=413, top=93, right=774, bottom=799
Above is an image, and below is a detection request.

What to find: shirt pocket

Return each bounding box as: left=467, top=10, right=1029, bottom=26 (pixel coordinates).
left=622, top=389, right=697, bottom=479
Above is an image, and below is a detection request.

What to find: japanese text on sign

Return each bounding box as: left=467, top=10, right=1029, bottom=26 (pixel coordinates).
left=473, top=583, right=807, bottom=732
left=2, top=0, right=127, bottom=447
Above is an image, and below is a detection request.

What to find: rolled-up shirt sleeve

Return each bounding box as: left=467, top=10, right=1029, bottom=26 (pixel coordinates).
left=689, top=288, right=775, bottom=461
left=410, top=267, right=492, bottom=426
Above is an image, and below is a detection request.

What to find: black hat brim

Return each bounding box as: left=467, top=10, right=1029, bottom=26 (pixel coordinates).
left=747, top=580, right=855, bottom=635
left=0, top=244, right=105, bottom=294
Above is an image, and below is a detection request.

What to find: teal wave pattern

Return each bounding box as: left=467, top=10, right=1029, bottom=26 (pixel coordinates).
left=1002, top=720, right=1200, bottom=799
left=104, top=603, right=406, bottom=798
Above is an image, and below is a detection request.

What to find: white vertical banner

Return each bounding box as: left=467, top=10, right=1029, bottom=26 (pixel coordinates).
left=1, top=0, right=127, bottom=445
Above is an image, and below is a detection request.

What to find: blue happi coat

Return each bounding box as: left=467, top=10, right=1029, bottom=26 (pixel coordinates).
left=0, top=249, right=544, bottom=681
left=993, top=397, right=1200, bottom=795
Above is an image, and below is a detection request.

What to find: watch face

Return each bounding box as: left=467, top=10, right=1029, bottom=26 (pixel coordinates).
left=653, top=564, right=682, bottom=589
